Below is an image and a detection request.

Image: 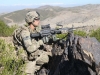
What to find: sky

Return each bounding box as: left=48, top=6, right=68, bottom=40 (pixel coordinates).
left=0, top=0, right=100, bottom=13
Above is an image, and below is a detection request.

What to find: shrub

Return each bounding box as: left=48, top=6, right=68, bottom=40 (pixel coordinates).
left=56, top=33, right=67, bottom=39
left=74, top=30, right=87, bottom=37
left=56, top=30, right=87, bottom=39
left=90, top=28, right=100, bottom=42
left=0, top=20, right=16, bottom=37
left=0, top=39, right=25, bottom=75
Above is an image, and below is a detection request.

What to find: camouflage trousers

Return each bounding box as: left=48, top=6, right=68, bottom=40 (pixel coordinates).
left=24, top=51, right=50, bottom=75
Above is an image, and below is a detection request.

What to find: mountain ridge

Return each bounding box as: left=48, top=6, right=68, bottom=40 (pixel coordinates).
left=0, top=4, right=100, bottom=29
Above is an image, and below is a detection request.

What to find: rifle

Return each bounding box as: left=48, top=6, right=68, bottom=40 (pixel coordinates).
left=30, top=24, right=86, bottom=43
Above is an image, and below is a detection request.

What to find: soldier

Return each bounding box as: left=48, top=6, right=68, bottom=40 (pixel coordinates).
left=17, top=11, right=52, bottom=75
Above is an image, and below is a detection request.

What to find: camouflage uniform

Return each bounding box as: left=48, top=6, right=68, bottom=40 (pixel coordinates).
left=20, top=25, right=51, bottom=75
left=20, top=11, right=52, bottom=75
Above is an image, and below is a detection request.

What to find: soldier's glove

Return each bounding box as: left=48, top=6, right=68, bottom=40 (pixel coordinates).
left=38, top=40, right=44, bottom=45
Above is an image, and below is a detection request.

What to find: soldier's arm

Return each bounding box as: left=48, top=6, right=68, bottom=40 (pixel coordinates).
left=21, top=30, right=42, bottom=53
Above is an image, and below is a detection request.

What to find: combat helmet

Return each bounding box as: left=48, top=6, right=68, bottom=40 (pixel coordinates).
left=25, top=11, right=40, bottom=23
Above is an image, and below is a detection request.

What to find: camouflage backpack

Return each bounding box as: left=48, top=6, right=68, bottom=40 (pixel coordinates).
left=13, top=26, right=29, bottom=60
left=13, top=26, right=27, bottom=50
left=13, top=25, right=41, bottom=50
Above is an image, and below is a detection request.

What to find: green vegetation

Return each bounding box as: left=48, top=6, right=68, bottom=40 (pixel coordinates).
left=0, top=20, right=100, bottom=74
left=0, top=20, right=16, bottom=37
left=90, top=28, right=100, bottom=42
left=74, top=30, right=87, bottom=37
left=56, top=30, right=87, bottom=39
left=0, top=39, right=25, bottom=75
left=56, top=28, right=100, bottom=42
left=0, top=20, right=25, bottom=75
left=56, top=33, right=67, bottom=39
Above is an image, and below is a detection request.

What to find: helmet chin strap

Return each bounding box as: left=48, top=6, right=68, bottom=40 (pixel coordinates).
left=32, top=21, right=37, bottom=27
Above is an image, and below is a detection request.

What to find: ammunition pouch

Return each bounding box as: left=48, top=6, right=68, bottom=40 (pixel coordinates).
left=28, top=50, right=43, bottom=61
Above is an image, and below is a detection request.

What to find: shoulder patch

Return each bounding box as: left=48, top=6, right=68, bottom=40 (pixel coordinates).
left=23, top=36, right=31, bottom=40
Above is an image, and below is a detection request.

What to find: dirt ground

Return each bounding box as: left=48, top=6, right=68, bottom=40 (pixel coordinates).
left=0, top=37, right=13, bottom=45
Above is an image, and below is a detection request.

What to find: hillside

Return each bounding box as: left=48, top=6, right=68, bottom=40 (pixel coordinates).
left=0, top=5, right=65, bottom=26
left=41, top=4, right=100, bottom=28
left=0, top=4, right=100, bottom=29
